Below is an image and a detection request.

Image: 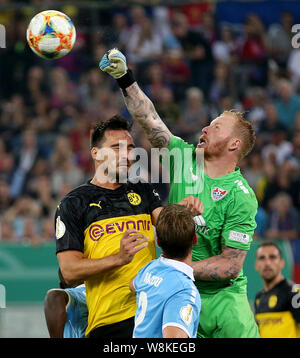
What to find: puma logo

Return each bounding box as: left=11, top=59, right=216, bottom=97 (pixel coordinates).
left=89, top=201, right=102, bottom=209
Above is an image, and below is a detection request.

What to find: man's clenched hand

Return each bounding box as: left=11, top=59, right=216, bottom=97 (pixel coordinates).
left=99, top=48, right=128, bottom=79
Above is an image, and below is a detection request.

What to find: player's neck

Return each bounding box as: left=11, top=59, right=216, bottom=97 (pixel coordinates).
left=263, top=273, right=285, bottom=292
left=204, top=157, right=237, bottom=178
left=90, top=176, right=123, bottom=190
left=174, top=251, right=193, bottom=267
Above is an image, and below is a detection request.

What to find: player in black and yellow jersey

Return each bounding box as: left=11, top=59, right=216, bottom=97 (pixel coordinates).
left=255, top=242, right=300, bottom=338
left=55, top=115, right=163, bottom=338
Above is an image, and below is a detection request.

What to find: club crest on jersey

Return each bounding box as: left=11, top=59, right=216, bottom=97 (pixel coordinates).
left=211, top=187, right=228, bottom=201
left=127, top=192, right=141, bottom=206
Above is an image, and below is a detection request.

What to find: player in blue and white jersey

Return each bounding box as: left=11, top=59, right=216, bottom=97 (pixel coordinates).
left=130, top=204, right=201, bottom=338
left=44, top=270, right=88, bottom=338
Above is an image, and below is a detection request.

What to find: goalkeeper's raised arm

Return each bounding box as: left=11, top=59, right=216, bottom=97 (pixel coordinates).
left=99, top=48, right=172, bottom=149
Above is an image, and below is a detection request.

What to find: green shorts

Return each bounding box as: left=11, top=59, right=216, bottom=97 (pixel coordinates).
left=197, top=289, right=260, bottom=338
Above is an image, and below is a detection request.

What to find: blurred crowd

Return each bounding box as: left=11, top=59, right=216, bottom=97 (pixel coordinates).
left=0, top=3, right=299, bottom=268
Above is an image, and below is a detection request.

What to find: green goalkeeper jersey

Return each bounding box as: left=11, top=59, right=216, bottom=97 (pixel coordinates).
left=165, top=135, right=258, bottom=294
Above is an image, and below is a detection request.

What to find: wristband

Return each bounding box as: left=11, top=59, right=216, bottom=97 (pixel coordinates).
left=116, top=69, right=135, bottom=95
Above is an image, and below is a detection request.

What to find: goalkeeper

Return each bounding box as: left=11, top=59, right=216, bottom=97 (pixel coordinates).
left=99, top=49, right=260, bottom=338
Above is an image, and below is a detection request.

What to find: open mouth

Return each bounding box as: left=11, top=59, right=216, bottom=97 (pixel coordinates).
left=197, top=137, right=207, bottom=147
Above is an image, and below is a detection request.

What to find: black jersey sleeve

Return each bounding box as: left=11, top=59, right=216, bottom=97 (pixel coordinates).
left=143, top=183, right=162, bottom=214
left=55, top=195, right=85, bottom=254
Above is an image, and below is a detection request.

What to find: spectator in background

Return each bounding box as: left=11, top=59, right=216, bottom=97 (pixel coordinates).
left=275, top=78, right=300, bottom=131
left=51, top=157, right=85, bottom=198
left=261, top=129, right=293, bottom=166
left=262, top=161, right=299, bottom=211
left=179, top=87, right=209, bottom=143
left=128, top=5, right=147, bottom=32
left=144, top=63, right=170, bottom=102
left=170, top=11, right=214, bottom=95
left=0, top=180, right=14, bottom=216
left=0, top=138, right=14, bottom=181
left=268, top=11, right=294, bottom=68
left=178, top=2, right=213, bottom=31
left=0, top=220, right=16, bottom=242
left=154, top=87, right=181, bottom=135
left=242, top=151, right=264, bottom=194
left=25, top=66, right=49, bottom=107
left=3, top=196, right=42, bottom=243
left=26, top=175, right=56, bottom=218
left=109, top=13, right=131, bottom=51
left=160, top=47, right=190, bottom=102
left=50, top=135, right=74, bottom=171
left=240, top=14, right=268, bottom=87
left=29, top=157, right=51, bottom=180
left=286, top=132, right=300, bottom=180
left=212, top=25, right=238, bottom=65
left=0, top=95, right=26, bottom=142
left=265, top=192, right=300, bottom=241
left=254, top=206, right=268, bottom=238
left=50, top=135, right=85, bottom=196
left=241, top=14, right=268, bottom=62
left=294, top=113, right=300, bottom=133
left=79, top=69, right=112, bottom=116
left=256, top=159, right=277, bottom=205
left=209, top=62, right=232, bottom=106
left=209, top=90, right=243, bottom=119
left=69, top=116, right=93, bottom=175
left=244, top=87, right=267, bottom=132
left=287, top=48, right=300, bottom=91
left=41, top=217, right=55, bottom=242
left=10, top=129, right=42, bottom=198
left=258, top=102, right=287, bottom=143
left=126, top=17, right=163, bottom=65
left=152, top=6, right=174, bottom=44
left=199, top=11, right=217, bottom=45
left=50, top=67, right=78, bottom=110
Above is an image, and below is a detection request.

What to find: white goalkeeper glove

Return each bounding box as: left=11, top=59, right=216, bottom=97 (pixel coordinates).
left=99, top=48, right=128, bottom=79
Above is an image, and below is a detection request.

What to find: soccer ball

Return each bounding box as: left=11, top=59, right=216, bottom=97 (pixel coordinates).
left=26, top=10, right=76, bottom=60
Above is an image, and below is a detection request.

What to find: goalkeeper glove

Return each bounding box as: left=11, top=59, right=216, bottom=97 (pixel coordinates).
left=99, top=48, right=135, bottom=91
left=99, top=48, right=127, bottom=79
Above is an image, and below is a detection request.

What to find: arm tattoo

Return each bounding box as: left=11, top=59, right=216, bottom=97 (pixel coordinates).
left=192, top=245, right=247, bottom=281
left=123, top=83, right=172, bottom=148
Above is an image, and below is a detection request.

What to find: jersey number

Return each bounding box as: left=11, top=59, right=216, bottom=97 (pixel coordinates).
left=135, top=291, right=148, bottom=328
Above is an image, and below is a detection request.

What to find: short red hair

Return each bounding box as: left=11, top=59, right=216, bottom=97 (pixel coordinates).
left=222, top=109, right=256, bottom=160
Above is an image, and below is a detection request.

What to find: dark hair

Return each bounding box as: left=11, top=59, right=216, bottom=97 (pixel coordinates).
left=256, top=241, right=283, bottom=258
left=156, top=204, right=195, bottom=260
left=90, top=115, right=132, bottom=148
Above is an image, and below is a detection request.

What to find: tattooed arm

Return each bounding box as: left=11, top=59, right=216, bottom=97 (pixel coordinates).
left=99, top=49, right=172, bottom=148
left=191, top=245, right=247, bottom=281
left=122, top=82, right=172, bottom=149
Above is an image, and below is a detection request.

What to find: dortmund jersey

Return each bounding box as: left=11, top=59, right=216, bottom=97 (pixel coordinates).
left=165, top=136, right=258, bottom=294
left=55, top=180, right=161, bottom=336
left=255, top=279, right=300, bottom=338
